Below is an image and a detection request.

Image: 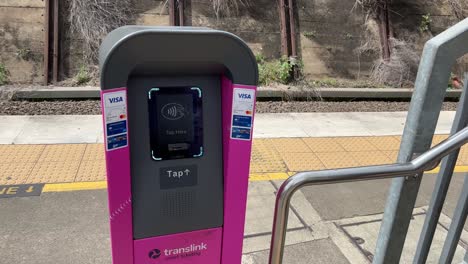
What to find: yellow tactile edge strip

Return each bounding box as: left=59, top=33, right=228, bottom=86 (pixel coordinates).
left=43, top=181, right=107, bottom=192
left=2, top=134, right=468, bottom=189
left=40, top=166, right=468, bottom=193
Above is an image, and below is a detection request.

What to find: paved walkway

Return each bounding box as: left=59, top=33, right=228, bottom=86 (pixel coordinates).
left=0, top=112, right=464, bottom=187
left=1, top=112, right=467, bottom=263
left=1, top=134, right=467, bottom=187
left=0, top=112, right=455, bottom=144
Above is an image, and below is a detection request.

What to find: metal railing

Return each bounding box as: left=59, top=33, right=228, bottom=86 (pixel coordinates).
left=269, top=17, right=468, bottom=264
left=268, top=126, right=468, bottom=263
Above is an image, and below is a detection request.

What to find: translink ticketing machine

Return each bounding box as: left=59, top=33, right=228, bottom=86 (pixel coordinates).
left=99, top=26, right=258, bottom=264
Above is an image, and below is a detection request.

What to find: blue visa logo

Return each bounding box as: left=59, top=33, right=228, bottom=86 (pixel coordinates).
left=238, top=93, right=251, bottom=99
left=109, top=97, right=123, bottom=103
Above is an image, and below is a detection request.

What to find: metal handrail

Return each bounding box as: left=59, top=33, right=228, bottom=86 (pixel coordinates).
left=268, top=126, right=468, bottom=264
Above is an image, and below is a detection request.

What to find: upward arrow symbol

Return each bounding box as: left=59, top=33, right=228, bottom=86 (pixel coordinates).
left=184, top=169, right=190, bottom=175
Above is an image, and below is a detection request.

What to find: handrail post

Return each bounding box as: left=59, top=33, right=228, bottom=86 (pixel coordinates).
left=414, top=74, right=468, bottom=263
left=374, top=18, right=468, bottom=264
left=268, top=178, right=296, bottom=264
left=268, top=125, right=468, bottom=263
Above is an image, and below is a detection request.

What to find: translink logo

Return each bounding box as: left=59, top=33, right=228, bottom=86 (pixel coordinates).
left=164, top=242, right=207, bottom=256
left=149, top=242, right=208, bottom=260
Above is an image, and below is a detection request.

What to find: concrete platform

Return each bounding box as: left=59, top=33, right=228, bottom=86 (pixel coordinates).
left=0, top=112, right=456, bottom=144
left=0, top=111, right=466, bottom=263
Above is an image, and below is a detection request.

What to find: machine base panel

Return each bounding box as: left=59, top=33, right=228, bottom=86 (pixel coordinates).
left=133, top=227, right=222, bottom=264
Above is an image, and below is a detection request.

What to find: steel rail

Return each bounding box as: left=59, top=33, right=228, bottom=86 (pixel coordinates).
left=268, top=126, right=468, bottom=264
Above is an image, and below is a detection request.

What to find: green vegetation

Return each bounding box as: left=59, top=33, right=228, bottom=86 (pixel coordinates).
left=0, top=63, right=9, bottom=85
left=256, top=54, right=295, bottom=86
left=447, top=72, right=464, bottom=90
left=311, top=78, right=339, bottom=87
left=420, top=13, right=432, bottom=33
left=75, top=65, right=91, bottom=85
left=16, top=48, right=32, bottom=60
left=448, top=72, right=455, bottom=90
left=308, top=78, right=388, bottom=88
left=303, top=31, right=317, bottom=38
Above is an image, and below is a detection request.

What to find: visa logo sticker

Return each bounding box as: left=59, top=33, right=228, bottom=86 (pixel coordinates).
left=231, top=87, right=255, bottom=141
left=104, top=91, right=127, bottom=108
left=102, top=89, right=129, bottom=151
left=238, top=93, right=252, bottom=99
left=108, top=96, right=123, bottom=103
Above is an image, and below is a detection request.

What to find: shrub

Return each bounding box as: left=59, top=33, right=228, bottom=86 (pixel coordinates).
left=419, top=14, right=432, bottom=33
left=257, top=55, right=294, bottom=86
left=69, top=0, right=134, bottom=63
left=0, top=64, right=9, bottom=85
left=76, top=65, right=91, bottom=85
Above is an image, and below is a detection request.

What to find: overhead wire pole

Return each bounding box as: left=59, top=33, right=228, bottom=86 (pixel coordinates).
left=52, top=0, right=59, bottom=83
left=169, top=0, right=185, bottom=26
left=178, top=0, right=185, bottom=26
left=43, top=0, right=50, bottom=85
left=287, top=0, right=297, bottom=58
left=169, top=0, right=177, bottom=26
left=278, top=0, right=298, bottom=80
left=277, top=0, right=289, bottom=57
left=287, top=0, right=299, bottom=79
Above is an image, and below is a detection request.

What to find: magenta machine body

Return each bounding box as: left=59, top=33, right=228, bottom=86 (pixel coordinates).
left=99, top=27, right=258, bottom=264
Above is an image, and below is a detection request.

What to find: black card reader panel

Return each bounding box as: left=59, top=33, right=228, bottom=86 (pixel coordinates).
left=148, top=87, right=203, bottom=160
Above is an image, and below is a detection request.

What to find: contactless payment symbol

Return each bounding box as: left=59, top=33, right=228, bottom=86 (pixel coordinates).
left=148, top=249, right=161, bottom=259
left=161, top=103, right=185, bottom=120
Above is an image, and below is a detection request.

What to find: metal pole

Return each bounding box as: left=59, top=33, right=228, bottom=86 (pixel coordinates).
left=269, top=126, right=468, bottom=264
left=414, top=73, right=468, bottom=263
left=178, top=0, right=185, bottom=26
left=287, top=0, right=299, bottom=80
left=52, top=0, right=59, bottom=83
left=438, top=173, right=468, bottom=263
left=374, top=18, right=468, bottom=264
left=43, top=0, right=50, bottom=85
left=169, top=0, right=177, bottom=26
left=277, top=0, right=289, bottom=57
left=287, top=0, right=297, bottom=58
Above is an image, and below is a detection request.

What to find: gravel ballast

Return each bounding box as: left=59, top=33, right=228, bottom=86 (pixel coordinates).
left=0, top=99, right=459, bottom=115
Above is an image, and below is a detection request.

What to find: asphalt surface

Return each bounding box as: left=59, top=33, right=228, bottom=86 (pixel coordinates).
left=0, top=99, right=459, bottom=115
